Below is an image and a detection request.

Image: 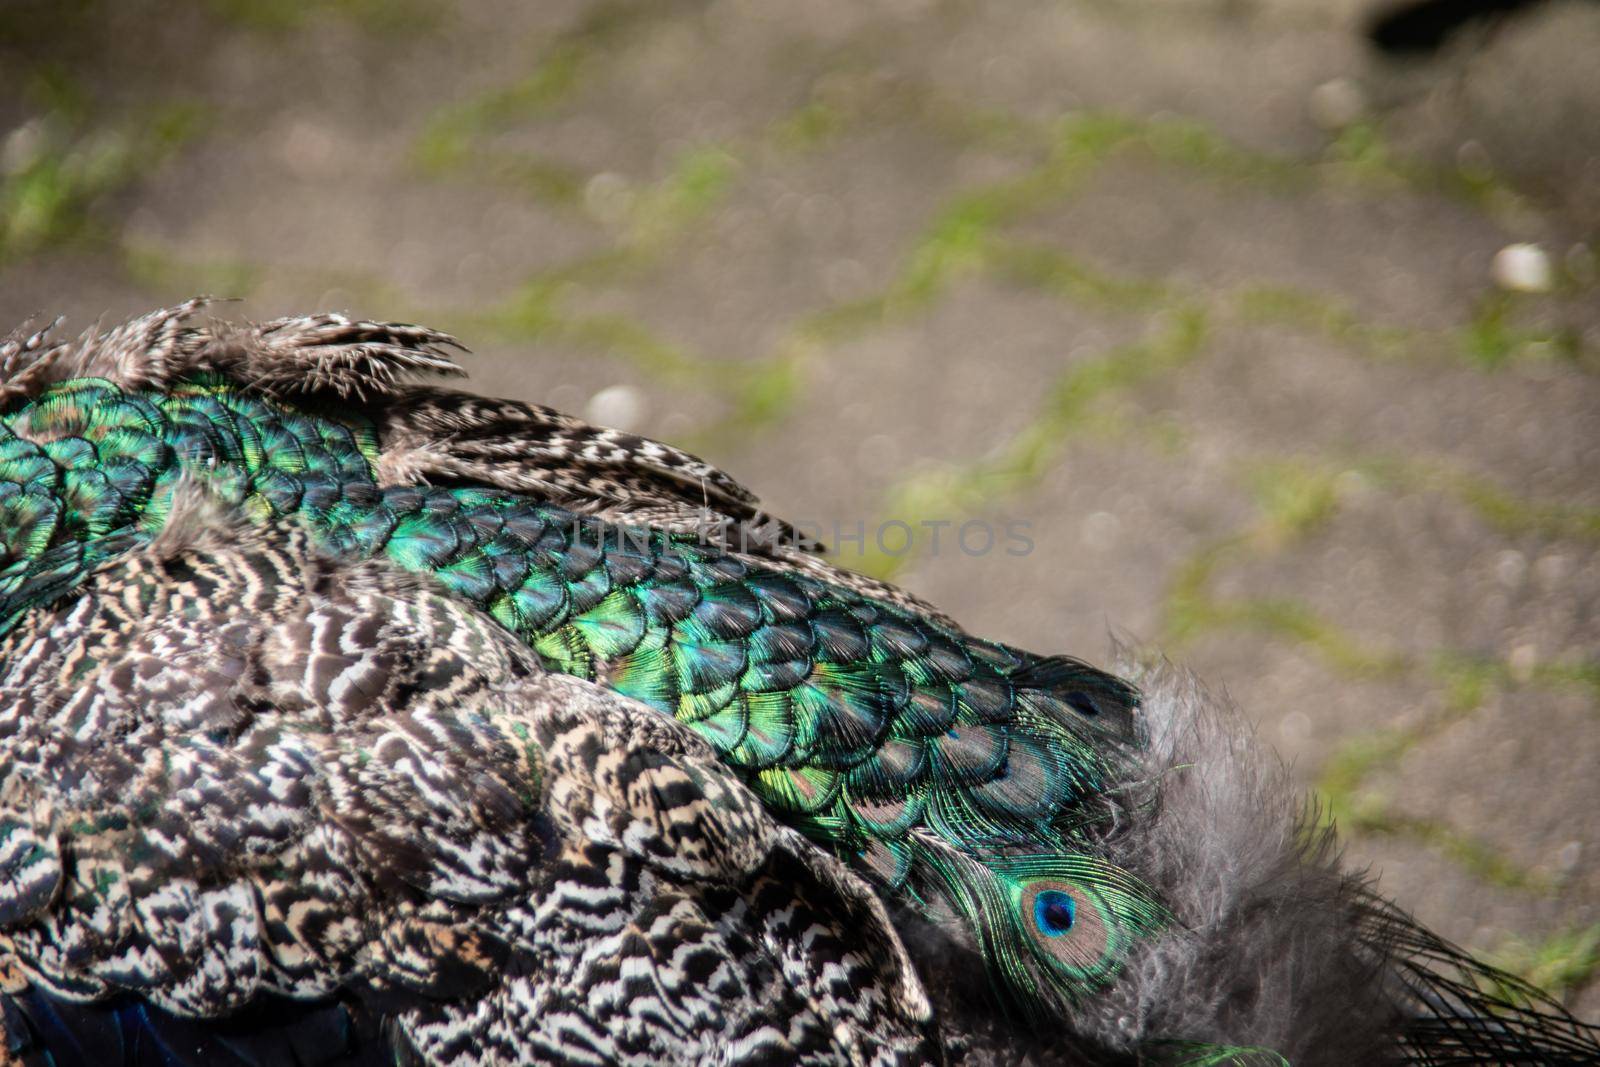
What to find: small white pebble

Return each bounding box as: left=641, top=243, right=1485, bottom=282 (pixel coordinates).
left=1508, top=643, right=1538, bottom=682
left=1493, top=550, right=1527, bottom=588
left=2, top=120, right=43, bottom=175
left=1080, top=510, right=1122, bottom=552
left=1491, top=243, right=1554, bottom=293
left=1279, top=710, right=1312, bottom=746
left=584, top=172, right=634, bottom=225
left=1308, top=78, right=1366, bottom=130
left=1556, top=841, right=1582, bottom=873
left=1533, top=553, right=1572, bottom=589
left=584, top=384, right=648, bottom=432
left=279, top=119, right=341, bottom=178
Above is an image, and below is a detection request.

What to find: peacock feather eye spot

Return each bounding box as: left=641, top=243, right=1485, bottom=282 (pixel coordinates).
left=1033, top=889, right=1076, bottom=937
left=1063, top=690, right=1099, bottom=717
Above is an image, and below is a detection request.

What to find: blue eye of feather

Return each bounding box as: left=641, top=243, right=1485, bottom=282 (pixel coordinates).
left=1033, top=890, right=1076, bottom=937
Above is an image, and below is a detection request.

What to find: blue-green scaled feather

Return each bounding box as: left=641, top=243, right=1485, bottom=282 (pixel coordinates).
left=0, top=369, right=1162, bottom=1014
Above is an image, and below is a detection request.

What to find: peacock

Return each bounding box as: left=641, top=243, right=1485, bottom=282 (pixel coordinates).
left=0, top=302, right=1594, bottom=1065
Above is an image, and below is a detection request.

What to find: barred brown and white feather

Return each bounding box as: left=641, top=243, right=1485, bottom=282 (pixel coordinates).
left=0, top=488, right=938, bottom=1065
left=2, top=305, right=1595, bottom=1067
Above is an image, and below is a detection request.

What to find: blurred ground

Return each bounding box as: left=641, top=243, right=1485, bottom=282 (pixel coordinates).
left=1, top=0, right=1596, bottom=1019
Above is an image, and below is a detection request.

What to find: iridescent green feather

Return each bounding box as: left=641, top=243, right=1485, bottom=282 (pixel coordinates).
left=0, top=373, right=1165, bottom=1017
left=1144, top=1042, right=1292, bottom=1067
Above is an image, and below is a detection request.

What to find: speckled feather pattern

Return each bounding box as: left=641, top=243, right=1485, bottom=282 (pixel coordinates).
left=0, top=500, right=937, bottom=1064
left=1, top=305, right=1596, bottom=1067
left=0, top=304, right=1164, bottom=1030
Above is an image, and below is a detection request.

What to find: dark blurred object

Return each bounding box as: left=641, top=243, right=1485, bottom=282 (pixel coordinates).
left=1366, top=0, right=1596, bottom=53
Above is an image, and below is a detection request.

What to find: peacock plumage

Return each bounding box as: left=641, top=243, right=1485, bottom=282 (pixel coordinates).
left=0, top=303, right=1594, bottom=1066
